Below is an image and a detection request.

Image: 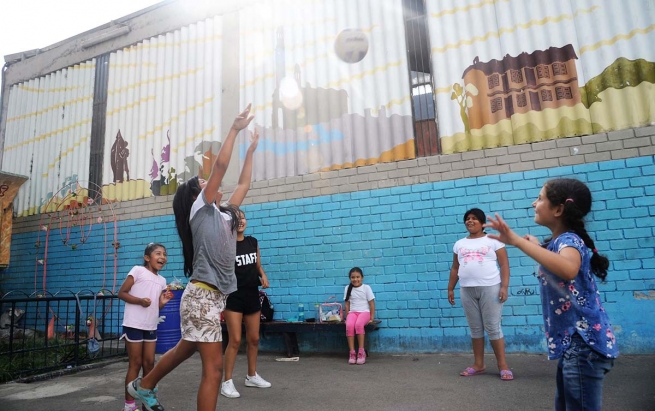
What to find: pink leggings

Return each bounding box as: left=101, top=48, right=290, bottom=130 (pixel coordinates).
left=345, top=311, right=371, bottom=337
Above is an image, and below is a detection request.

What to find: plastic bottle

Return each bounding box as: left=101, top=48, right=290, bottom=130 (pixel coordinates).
left=298, top=303, right=304, bottom=322
left=314, top=303, right=320, bottom=322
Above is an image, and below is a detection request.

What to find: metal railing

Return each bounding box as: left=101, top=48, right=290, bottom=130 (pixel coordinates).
left=0, top=290, right=125, bottom=382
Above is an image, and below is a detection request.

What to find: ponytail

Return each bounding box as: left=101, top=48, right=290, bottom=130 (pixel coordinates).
left=566, top=214, right=609, bottom=282
left=544, top=178, right=610, bottom=282
left=345, top=284, right=354, bottom=302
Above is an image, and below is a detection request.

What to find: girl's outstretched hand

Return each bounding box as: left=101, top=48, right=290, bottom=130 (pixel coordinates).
left=232, top=103, right=255, bottom=131
left=483, top=214, right=521, bottom=246
left=247, top=128, right=260, bottom=154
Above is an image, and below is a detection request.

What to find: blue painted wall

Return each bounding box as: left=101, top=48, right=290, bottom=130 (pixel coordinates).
left=5, top=156, right=655, bottom=354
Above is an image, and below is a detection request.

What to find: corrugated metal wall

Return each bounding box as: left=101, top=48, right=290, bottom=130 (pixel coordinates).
left=238, top=0, right=416, bottom=180
left=102, top=16, right=223, bottom=201
left=2, top=60, right=96, bottom=217
left=427, top=0, right=655, bottom=154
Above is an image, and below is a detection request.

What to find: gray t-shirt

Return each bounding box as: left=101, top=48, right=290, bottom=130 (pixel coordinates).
left=188, top=190, right=237, bottom=294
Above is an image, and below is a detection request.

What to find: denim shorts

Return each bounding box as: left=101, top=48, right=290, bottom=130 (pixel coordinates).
left=556, top=333, right=614, bottom=411
left=121, top=326, right=157, bottom=342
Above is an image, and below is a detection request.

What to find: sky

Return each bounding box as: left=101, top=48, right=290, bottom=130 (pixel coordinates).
left=0, top=0, right=161, bottom=80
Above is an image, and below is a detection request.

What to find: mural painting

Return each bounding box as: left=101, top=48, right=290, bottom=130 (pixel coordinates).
left=239, top=0, right=416, bottom=181
left=427, top=0, right=655, bottom=154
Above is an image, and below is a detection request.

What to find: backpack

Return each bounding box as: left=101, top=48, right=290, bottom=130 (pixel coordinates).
left=259, top=290, right=274, bottom=322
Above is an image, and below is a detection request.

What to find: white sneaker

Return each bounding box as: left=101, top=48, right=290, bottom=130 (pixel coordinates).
left=221, top=379, right=241, bottom=398
left=245, top=372, right=271, bottom=388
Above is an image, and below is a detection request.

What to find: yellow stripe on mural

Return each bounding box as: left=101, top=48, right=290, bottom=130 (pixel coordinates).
left=241, top=73, right=276, bottom=89
left=249, top=101, right=274, bottom=117
left=580, top=24, right=655, bottom=54
left=3, top=119, right=91, bottom=152
left=169, top=126, right=218, bottom=153
left=6, top=95, right=94, bottom=123
left=136, top=96, right=215, bottom=141
left=243, top=24, right=378, bottom=62
left=434, top=86, right=453, bottom=95
left=573, top=5, right=599, bottom=17
left=109, top=62, right=158, bottom=69
left=117, top=35, right=223, bottom=52
left=106, top=95, right=157, bottom=117
left=430, top=0, right=510, bottom=19
left=325, top=59, right=404, bottom=89
left=41, top=135, right=90, bottom=178
left=107, top=67, right=204, bottom=96
left=370, top=95, right=412, bottom=114
left=241, top=17, right=337, bottom=37
left=17, top=84, right=85, bottom=93
left=432, top=8, right=597, bottom=54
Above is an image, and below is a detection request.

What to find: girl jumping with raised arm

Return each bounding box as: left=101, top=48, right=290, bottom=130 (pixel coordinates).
left=484, top=178, right=618, bottom=410
left=127, top=104, right=260, bottom=411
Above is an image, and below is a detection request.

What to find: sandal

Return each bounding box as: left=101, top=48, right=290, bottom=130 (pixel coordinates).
left=500, top=369, right=514, bottom=381
left=460, top=367, right=485, bottom=377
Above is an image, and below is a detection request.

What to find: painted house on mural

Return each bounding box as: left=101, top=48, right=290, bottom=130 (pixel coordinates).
left=1, top=0, right=654, bottom=356
left=463, top=44, right=581, bottom=129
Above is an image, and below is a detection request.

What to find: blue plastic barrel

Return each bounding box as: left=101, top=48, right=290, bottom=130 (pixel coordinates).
left=156, top=289, right=183, bottom=354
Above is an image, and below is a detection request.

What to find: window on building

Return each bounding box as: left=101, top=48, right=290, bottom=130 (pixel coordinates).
left=491, top=97, right=503, bottom=113
left=510, top=69, right=523, bottom=83
left=555, top=86, right=572, bottom=100
left=487, top=74, right=500, bottom=89
left=536, top=65, right=550, bottom=79
left=541, top=90, right=553, bottom=101
left=403, top=0, right=438, bottom=156
left=552, top=62, right=568, bottom=76
left=516, top=93, right=527, bottom=107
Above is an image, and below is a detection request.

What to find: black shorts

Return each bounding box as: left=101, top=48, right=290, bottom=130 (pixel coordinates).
left=225, top=287, right=261, bottom=315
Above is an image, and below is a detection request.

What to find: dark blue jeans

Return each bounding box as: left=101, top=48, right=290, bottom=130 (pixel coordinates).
left=556, top=333, right=614, bottom=411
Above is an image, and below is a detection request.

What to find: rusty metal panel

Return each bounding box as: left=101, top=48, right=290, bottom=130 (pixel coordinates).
left=102, top=16, right=223, bottom=202
left=2, top=60, right=96, bottom=216
left=238, top=0, right=416, bottom=180
left=426, top=0, right=655, bottom=154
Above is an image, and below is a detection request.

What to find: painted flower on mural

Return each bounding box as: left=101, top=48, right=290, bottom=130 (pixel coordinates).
left=150, top=131, right=177, bottom=196
left=450, top=82, right=478, bottom=134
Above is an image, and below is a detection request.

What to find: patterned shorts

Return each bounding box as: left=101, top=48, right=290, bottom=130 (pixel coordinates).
left=180, top=282, right=228, bottom=342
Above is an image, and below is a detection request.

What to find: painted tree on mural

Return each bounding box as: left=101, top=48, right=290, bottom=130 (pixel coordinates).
left=450, top=82, right=478, bottom=135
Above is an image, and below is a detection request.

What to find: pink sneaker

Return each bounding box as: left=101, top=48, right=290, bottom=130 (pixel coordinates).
left=356, top=349, right=366, bottom=365
left=348, top=350, right=356, bottom=364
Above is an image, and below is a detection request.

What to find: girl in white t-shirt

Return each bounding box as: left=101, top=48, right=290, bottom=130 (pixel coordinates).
left=118, top=243, right=173, bottom=411
left=447, top=208, right=513, bottom=381
left=344, top=267, right=375, bottom=365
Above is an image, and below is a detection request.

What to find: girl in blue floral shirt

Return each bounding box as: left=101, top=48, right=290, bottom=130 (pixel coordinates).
left=484, top=178, right=617, bottom=411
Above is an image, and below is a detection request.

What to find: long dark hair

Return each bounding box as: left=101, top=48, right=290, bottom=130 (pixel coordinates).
left=543, top=178, right=610, bottom=281
left=345, top=267, right=363, bottom=301
left=173, top=176, right=240, bottom=277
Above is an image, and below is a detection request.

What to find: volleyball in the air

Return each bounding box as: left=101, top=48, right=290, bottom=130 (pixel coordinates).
left=334, top=28, right=369, bottom=63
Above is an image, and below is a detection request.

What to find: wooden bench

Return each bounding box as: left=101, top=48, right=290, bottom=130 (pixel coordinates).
left=221, top=320, right=381, bottom=358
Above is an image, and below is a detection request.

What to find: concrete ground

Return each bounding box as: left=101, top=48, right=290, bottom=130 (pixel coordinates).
left=1, top=352, right=653, bottom=411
